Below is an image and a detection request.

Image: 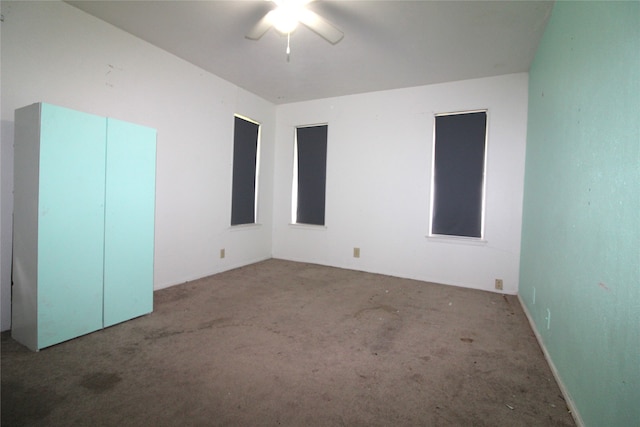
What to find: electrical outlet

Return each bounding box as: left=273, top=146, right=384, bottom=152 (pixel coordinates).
left=495, top=279, right=503, bottom=290
left=353, top=247, right=360, bottom=258
left=220, top=248, right=225, bottom=259
left=546, top=308, right=551, bottom=330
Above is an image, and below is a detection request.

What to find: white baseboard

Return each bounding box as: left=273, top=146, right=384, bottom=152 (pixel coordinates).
left=517, top=295, right=585, bottom=427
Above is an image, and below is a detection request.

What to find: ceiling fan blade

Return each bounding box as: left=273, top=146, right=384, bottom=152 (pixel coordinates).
left=246, top=11, right=276, bottom=40
left=274, top=0, right=314, bottom=5
left=298, top=9, right=343, bottom=44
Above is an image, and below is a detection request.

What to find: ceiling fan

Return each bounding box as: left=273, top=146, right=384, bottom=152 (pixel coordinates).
left=246, top=0, right=344, bottom=45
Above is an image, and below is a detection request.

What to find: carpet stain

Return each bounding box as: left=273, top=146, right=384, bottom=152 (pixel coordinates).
left=372, top=321, right=402, bottom=352
left=432, top=346, right=452, bottom=358
left=502, top=295, right=516, bottom=315
left=80, top=372, right=122, bottom=393
left=198, top=317, right=230, bottom=330
left=409, top=373, right=426, bottom=385
left=144, top=328, right=184, bottom=341
left=354, top=305, right=403, bottom=355
left=460, top=337, right=474, bottom=343
left=353, top=305, right=399, bottom=319
left=155, top=286, right=192, bottom=304
left=1, top=380, right=66, bottom=424
left=120, top=344, right=140, bottom=355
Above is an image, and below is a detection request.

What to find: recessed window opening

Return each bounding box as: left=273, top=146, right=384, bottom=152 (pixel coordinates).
left=429, top=110, right=488, bottom=239
left=292, top=124, right=328, bottom=226
left=231, top=114, right=261, bottom=226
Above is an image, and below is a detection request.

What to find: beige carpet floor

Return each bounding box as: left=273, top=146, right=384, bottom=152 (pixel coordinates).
left=2, top=259, right=575, bottom=426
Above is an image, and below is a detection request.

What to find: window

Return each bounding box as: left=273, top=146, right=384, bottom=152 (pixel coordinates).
left=292, top=124, right=328, bottom=226
left=430, top=111, right=487, bottom=238
left=231, top=115, right=260, bottom=225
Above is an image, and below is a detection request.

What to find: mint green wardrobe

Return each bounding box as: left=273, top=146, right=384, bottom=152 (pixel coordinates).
left=12, top=103, right=156, bottom=351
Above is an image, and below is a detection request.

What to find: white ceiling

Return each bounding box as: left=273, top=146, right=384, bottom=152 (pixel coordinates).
left=66, top=0, right=554, bottom=105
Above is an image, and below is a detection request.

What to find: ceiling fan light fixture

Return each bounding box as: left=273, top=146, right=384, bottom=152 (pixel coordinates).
left=270, top=4, right=301, bottom=34
left=246, top=0, right=343, bottom=45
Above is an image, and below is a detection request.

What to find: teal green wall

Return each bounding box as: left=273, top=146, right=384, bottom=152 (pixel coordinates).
left=520, top=2, right=639, bottom=426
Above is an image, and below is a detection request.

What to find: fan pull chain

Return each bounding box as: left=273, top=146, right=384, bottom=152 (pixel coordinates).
left=286, top=32, right=291, bottom=62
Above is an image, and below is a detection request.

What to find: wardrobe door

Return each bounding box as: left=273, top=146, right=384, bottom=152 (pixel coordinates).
left=13, top=103, right=44, bottom=351
left=103, top=118, right=156, bottom=327
left=37, top=104, right=106, bottom=348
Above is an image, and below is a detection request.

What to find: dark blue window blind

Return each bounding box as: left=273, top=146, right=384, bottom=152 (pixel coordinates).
left=432, top=111, right=487, bottom=238
left=296, top=125, right=328, bottom=226
left=231, top=116, right=259, bottom=225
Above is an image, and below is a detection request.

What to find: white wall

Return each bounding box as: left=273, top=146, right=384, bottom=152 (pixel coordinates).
left=272, top=74, right=529, bottom=294
left=1, top=1, right=530, bottom=333
left=0, top=1, right=275, bottom=331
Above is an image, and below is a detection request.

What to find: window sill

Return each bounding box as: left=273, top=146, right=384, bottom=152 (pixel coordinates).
left=288, top=223, right=327, bottom=230
left=229, top=223, right=262, bottom=231
left=426, top=234, right=488, bottom=246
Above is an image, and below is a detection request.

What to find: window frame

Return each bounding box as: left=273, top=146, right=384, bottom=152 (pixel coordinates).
left=230, top=114, right=261, bottom=226
left=291, top=123, right=328, bottom=227
left=429, top=109, right=489, bottom=240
